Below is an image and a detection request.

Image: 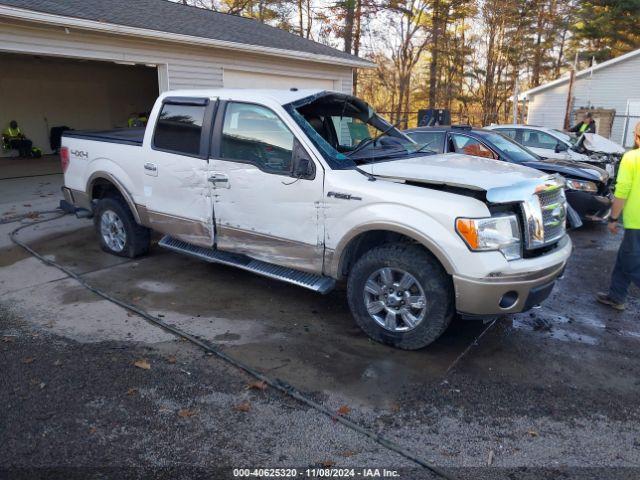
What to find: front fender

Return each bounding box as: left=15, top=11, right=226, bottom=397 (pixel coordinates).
left=325, top=203, right=467, bottom=278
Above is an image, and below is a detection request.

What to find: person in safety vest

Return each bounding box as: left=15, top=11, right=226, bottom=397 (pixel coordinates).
left=569, top=112, right=596, bottom=134
left=127, top=113, right=149, bottom=128
left=596, top=122, right=640, bottom=311
left=2, top=121, right=33, bottom=157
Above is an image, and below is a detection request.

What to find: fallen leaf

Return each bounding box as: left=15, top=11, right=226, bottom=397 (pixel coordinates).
left=132, top=296, right=142, bottom=301
left=389, top=402, right=401, bottom=413
left=487, top=449, right=494, bottom=466
left=158, top=407, right=171, bottom=413
left=233, top=401, right=251, bottom=412
left=527, top=429, right=539, bottom=437
left=167, top=355, right=177, bottom=364
left=320, top=461, right=335, bottom=468
left=126, top=388, right=138, bottom=396
left=134, top=359, right=151, bottom=370
left=46, top=321, right=55, bottom=328
left=340, top=450, right=355, bottom=458
left=88, top=427, right=97, bottom=434
left=177, top=408, right=196, bottom=418
left=2, top=336, right=15, bottom=343
left=23, top=357, right=35, bottom=364
left=337, top=405, right=351, bottom=416
left=246, top=380, right=267, bottom=391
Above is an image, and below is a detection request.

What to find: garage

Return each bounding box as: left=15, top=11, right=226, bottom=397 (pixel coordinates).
left=223, top=69, right=337, bottom=90
left=0, top=0, right=372, bottom=163
left=1, top=53, right=159, bottom=155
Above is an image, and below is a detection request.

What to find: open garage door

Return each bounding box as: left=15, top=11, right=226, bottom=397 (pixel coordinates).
left=224, top=69, right=335, bottom=90
left=0, top=53, right=159, bottom=155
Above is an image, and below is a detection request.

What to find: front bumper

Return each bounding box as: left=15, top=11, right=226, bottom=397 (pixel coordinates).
left=453, top=237, right=571, bottom=315
left=566, top=190, right=612, bottom=221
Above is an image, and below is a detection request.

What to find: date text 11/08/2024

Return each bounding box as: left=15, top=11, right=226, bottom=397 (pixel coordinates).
left=232, top=468, right=401, bottom=477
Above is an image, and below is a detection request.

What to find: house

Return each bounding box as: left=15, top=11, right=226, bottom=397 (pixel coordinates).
left=0, top=0, right=373, bottom=154
left=520, top=47, right=640, bottom=148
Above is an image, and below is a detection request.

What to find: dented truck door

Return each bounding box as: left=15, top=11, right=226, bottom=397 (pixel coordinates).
left=209, top=101, right=324, bottom=274
left=142, top=97, right=217, bottom=247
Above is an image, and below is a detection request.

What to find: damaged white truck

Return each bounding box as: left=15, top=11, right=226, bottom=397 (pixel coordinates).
left=60, top=89, right=572, bottom=350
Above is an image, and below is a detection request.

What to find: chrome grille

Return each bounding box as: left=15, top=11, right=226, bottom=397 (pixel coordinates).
left=536, top=186, right=566, bottom=246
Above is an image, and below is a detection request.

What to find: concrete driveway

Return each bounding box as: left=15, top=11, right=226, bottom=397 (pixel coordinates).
left=1, top=165, right=639, bottom=479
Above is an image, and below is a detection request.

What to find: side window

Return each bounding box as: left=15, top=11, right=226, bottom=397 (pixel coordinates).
left=406, top=132, right=445, bottom=153
left=450, top=134, right=496, bottom=159
left=153, top=103, right=206, bottom=156
left=496, top=128, right=517, bottom=140
left=221, top=102, right=294, bottom=174
left=521, top=130, right=558, bottom=149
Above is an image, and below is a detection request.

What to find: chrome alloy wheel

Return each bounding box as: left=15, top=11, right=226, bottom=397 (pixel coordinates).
left=363, top=267, right=427, bottom=332
left=100, top=210, right=126, bottom=253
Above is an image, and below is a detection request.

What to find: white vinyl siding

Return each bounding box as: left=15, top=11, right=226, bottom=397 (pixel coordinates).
left=224, top=69, right=336, bottom=90
left=0, top=18, right=354, bottom=95
left=526, top=51, right=640, bottom=145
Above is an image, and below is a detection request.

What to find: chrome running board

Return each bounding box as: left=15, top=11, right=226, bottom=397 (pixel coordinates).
left=158, top=236, right=335, bottom=294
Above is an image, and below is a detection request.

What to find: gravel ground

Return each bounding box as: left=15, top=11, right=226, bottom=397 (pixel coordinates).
left=1, top=170, right=639, bottom=479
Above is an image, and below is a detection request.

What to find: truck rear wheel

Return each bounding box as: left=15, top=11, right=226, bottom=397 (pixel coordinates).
left=94, top=196, right=150, bottom=258
left=347, top=243, right=454, bottom=350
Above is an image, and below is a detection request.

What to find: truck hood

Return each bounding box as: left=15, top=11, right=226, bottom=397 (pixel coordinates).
left=361, top=153, right=545, bottom=191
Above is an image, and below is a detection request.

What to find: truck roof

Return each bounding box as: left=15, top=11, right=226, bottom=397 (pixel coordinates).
left=159, top=88, right=328, bottom=105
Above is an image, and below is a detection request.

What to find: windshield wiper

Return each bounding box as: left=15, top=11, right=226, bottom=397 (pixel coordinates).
left=413, top=139, right=436, bottom=154
left=346, top=119, right=405, bottom=157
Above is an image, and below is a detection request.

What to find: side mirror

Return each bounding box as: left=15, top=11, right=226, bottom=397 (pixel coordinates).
left=291, top=140, right=316, bottom=180
left=292, top=156, right=315, bottom=179
left=555, top=143, right=568, bottom=153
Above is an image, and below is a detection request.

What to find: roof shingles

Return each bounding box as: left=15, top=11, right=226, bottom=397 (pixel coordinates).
left=0, top=0, right=367, bottom=64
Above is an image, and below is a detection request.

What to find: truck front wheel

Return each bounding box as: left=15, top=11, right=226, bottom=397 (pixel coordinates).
left=347, top=243, right=454, bottom=350
left=94, top=196, right=150, bottom=258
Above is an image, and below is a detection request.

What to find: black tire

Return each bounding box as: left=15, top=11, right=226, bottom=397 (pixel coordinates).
left=93, top=196, right=150, bottom=258
left=347, top=243, right=454, bottom=350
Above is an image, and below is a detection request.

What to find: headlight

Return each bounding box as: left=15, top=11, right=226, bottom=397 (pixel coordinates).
left=565, top=179, right=597, bottom=192
left=456, top=214, right=522, bottom=260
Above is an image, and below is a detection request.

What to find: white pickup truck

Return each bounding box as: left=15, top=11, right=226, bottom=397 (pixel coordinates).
left=61, top=89, right=572, bottom=350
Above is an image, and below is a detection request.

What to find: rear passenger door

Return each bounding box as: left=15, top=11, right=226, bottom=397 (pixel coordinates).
left=209, top=101, right=325, bottom=274
left=143, top=97, right=217, bottom=247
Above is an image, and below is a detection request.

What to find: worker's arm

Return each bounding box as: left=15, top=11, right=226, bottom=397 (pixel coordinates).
left=611, top=197, right=626, bottom=219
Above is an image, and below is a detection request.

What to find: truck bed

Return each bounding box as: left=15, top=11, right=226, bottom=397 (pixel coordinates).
left=62, top=128, right=145, bottom=146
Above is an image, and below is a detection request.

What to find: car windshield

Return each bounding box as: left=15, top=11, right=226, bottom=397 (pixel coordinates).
left=482, top=132, right=540, bottom=162
left=285, top=93, right=437, bottom=168
left=552, top=129, right=577, bottom=145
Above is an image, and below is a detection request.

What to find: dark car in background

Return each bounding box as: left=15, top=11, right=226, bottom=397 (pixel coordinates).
left=404, top=126, right=613, bottom=223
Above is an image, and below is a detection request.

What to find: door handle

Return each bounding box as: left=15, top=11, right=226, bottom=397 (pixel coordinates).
left=208, top=173, right=229, bottom=184
left=144, top=163, right=158, bottom=177
left=144, top=162, right=158, bottom=173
